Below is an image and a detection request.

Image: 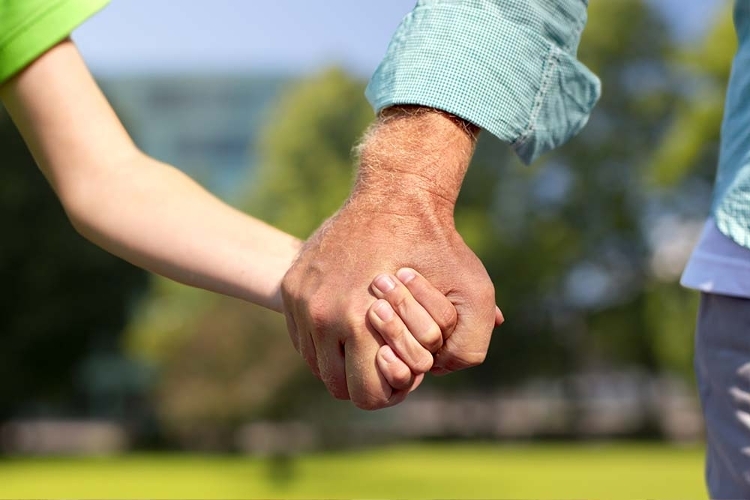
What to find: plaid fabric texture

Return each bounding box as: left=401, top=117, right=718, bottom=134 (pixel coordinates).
left=366, top=0, right=601, bottom=165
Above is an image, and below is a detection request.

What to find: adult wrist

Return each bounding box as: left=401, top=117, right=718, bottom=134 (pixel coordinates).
left=353, top=105, right=477, bottom=217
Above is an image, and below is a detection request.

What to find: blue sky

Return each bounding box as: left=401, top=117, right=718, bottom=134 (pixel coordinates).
left=72, top=0, right=724, bottom=77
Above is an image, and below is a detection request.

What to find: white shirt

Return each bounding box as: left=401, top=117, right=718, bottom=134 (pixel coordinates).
left=681, top=218, right=750, bottom=298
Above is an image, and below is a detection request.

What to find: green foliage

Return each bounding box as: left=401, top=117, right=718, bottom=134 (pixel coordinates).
left=644, top=284, right=701, bottom=381
left=124, top=278, right=219, bottom=365
left=152, top=299, right=300, bottom=448
left=0, top=108, right=147, bottom=418
left=246, top=68, right=374, bottom=238
left=647, top=4, right=736, bottom=187
left=440, top=0, right=686, bottom=390
left=124, top=69, right=374, bottom=442
left=123, top=0, right=731, bottom=441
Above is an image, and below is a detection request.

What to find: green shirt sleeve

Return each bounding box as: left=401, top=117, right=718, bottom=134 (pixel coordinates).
left=0, top=0, right=109, bottom=84
left=366, top=0, right=601, bottom=165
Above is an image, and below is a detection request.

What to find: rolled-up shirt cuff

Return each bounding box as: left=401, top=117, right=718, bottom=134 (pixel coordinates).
left=365, top=1, right=601, bottom=165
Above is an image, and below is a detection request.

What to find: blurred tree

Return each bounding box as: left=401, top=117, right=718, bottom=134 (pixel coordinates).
left=647, top=2, right=736, bottom=187
left=450, top=0, right=733, bottom=400
left=247, top=67, right=375, bottom=237
left=152, top=298, right=299, bottom=449
left=124, top=0, right=732, bottom=443
left=0, top=109, right=148, bottom=420
left=448, top=0, right=681, bottom=388
left=638, top=2, right=735, bottom=381
left=125, top=68, right=373, bottom=447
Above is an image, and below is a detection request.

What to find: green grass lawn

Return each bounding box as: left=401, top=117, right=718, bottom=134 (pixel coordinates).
left=0, top=442, right=706, bottom=499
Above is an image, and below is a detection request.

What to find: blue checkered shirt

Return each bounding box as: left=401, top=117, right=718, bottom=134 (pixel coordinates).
left=369, top=0, right=750, bottom=251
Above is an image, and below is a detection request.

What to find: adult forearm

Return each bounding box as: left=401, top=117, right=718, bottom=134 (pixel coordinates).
left=354, top=105, right=478, bottom=217
left=281, top=104, right=496, bottom=409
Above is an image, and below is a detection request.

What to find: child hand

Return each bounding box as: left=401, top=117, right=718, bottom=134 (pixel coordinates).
left=367, top=268, right=459, bottom=391
left=368, top=268, right=504, bottom=393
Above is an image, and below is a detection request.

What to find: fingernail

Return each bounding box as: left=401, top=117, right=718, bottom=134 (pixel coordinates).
left=374, top=301, right=394, bottom=321
left=396, top=268, right=416, bottom=284
left=381, top=345, right=397, bottom=363
left=374, top=274, right=396, bottom=293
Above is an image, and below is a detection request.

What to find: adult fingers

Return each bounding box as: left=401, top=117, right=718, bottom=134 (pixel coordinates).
left=345, top=324, right=410, bottom=410
left=283, top=307, right=321, bottom=380
left=302, top=291, right=354, bottom=400
left=431, top=278, right=496, bottom=375
left=409, top=372, right=425, bottom=393
left=375, top=344, right=416, bottom=391
left=315, top=335, right=350, bottom=400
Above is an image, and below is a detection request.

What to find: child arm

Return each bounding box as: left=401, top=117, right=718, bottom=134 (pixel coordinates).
left=0, top=39, right=301, bottom=312
left=0, top=39, right=482, bottom=399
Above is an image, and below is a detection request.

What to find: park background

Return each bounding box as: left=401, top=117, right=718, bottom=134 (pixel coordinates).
left=0, top=0, right=734, bottom=497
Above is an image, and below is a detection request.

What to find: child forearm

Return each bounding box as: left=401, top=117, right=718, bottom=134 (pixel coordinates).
left=67, top=150, right=302, bottom=311
left=0, top=39, right=301, bottom=312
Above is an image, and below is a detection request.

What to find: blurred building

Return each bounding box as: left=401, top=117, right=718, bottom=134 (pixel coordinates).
left=100, top=74, right=289, bottom=197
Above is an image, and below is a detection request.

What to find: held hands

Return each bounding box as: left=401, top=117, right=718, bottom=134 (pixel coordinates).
left=281, top=105, right=501, bottom=410
left=368, top=268, right=504, bottom=392
left=281, top=189, right=501, bottom=409
left=369, top=268, right=456, bottom=389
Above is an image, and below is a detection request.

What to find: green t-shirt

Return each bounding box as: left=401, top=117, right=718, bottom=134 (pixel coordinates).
left=0, top=0, right=108, bottom=84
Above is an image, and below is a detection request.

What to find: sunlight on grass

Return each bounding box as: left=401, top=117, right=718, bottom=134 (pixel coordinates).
left=0, top=442, right=705, bottom=499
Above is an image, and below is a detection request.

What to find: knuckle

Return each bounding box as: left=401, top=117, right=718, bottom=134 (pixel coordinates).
left=352, top=394, right=388, bottom=411
left=390, top=365, right=413, bottom=389
left=279, top=272, right=293, bottom=294
left=413, top=354, right=434, bottom=374
left=481, top=280, right=496, bottom=303
left=438, top=304, right=459, bottom=333
left=308, top=297, right=333, bottom=332
left=373, top=309, right=404, bottom=343
left=458, top=350, right=487, bottom=368
left=439, top=348, right=487, bottom=371
left=321, top=373, right=349, bottom=400
left=388, top=288, right=410, bottom=315
left=469, top=350, right=488, bottom=366
left=280, top=267, right=302, bottom=297
left=422, top=324, right=443, bottom=352
left=384, top=322, right=406, bottom=345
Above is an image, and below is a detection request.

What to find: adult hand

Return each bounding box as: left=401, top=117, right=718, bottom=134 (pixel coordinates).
left=281, top=106, right=498, bottom=409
